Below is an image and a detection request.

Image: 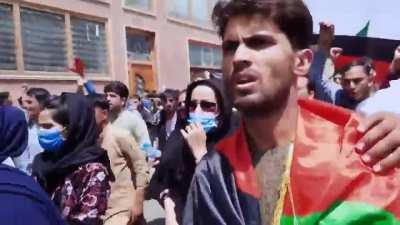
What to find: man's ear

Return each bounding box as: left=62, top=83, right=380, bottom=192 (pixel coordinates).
left=102, top=109, right=109, bottom=119
left=293, top=49, right=314, bottom=78
left=122, top=97, right=127, bottom=107
left=367, top=75, right=375, bottom=88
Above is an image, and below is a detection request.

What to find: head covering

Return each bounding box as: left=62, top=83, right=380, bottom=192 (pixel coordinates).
left=148, top=79, right=236, bottom=209
left=32, top=93, right=109, bottom=191
left=184, top=79, right=233, bottom=141
left=0, top=165, right=66, bottom=225
left=0, top=106, right=28, bottom=163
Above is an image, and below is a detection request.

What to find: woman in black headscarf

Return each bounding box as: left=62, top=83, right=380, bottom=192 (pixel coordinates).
left=32, top=93, right=111, bottom=225
left=0, top=106, right=66, bottom=225
left=149, top=79, right=236, bottom=224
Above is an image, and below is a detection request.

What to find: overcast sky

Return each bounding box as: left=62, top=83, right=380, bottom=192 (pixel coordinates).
left=303, top=0, right=399, bottom=40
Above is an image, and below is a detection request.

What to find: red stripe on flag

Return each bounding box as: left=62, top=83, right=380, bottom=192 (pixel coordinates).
left=283, top=99, right=400, bottom=220
left=216, top=124, right=261, bottom=199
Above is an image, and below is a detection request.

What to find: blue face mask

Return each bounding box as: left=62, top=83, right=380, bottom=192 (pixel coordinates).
left=38, top=127, right=65, bottom=152
left=142, top=99, right=153, bottom=111
left=187, top=113, right=218, bottom=133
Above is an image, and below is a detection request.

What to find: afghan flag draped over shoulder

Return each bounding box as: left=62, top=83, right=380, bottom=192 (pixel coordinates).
left=281, top=99, right=400, bottom=225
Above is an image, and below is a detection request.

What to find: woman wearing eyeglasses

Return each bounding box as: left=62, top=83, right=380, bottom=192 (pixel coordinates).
left=148, top=79, right=234, bottom=225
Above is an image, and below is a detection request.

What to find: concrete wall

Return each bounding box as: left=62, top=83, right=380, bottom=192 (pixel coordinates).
left=0, top=0, right=220, bottom=103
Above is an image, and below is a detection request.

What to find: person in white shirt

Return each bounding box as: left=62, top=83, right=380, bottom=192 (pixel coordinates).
left=14, top=88, right=50, bottom=174
left=358, top=45, right=400, bottom=115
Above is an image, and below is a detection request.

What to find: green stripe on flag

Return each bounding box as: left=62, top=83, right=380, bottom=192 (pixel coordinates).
left=356, top=21, right=370, bottom=37
left=281, top=201, right=400, bottom=225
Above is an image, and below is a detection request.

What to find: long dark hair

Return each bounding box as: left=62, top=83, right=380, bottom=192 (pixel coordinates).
left=184, top=79, right=232, bottom=141
left=147, top=79, right=233, bottom=205
left=43, top=94, right=100, bottom=155
left=32, top=93, right=108, bottom=192
left=26, top=87, right=50, bottom=108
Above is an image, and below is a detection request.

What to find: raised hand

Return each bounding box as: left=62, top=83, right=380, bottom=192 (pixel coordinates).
left=180, top=123, right=207, bottom=163
left=330, top=47, right=343, bottom=62
left=318, top=22, right=335, bottom=54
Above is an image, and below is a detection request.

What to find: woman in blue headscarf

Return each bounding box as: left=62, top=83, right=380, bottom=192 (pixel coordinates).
left=0, top=106, right=65, bottom=225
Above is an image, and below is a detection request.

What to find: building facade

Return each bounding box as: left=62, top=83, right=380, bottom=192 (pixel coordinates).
left=0, top=0, right=221, bottom=100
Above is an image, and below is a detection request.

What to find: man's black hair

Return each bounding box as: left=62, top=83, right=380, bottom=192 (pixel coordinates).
left=26, top=88, right=50, bottom=107
left=342, top=56, right=375, bottom=77
left=104, top=81, right=129, bottom=99
left=160, top=89, right=179, bottom=102
left=212, top=0, right=313, bottom=50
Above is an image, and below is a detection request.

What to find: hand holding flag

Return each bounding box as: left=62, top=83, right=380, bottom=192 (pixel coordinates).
left=69, top=58, right=85, bottom=78
left=355, top=112, right=400, bottom=173
left=281, top=99, right=400, bottom=225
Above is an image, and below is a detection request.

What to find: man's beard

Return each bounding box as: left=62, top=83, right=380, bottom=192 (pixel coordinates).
left=164, top=107, right=176, bottom=114
left=226, top=82, right=292, bottom=118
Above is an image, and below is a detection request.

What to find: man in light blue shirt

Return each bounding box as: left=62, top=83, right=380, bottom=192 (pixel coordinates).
left=104, top=81, right=160, bottom=158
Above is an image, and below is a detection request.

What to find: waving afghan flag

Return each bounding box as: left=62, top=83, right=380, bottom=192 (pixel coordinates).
left=280, top=99, right=400, bottom=225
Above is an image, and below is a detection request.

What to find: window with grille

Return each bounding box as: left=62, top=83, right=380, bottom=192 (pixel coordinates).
left=126, top=32, right=152, bottom=61
left=71, top=17, right=108, bottom=74
left=189, top=42, right=222, bottom=69
left=20, top=7, right=67, bottom=72
left=0, top=4, right=16, bottom=70
left=0, top=4, right=110, bottom=76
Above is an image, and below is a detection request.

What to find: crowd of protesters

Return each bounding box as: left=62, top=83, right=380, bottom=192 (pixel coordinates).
left=2, top=0, right=400, bottom=225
